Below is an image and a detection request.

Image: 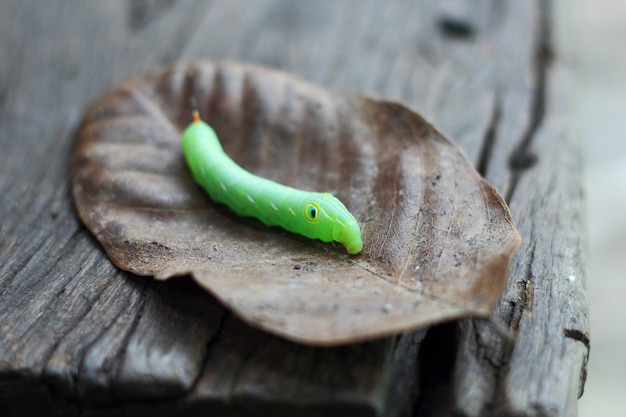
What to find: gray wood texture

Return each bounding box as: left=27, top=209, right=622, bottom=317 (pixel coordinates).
left=0, top=0, right=588, bottom=416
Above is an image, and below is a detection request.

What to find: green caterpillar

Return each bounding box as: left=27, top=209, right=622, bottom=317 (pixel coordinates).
left=181, top=110, right=363, bottom=255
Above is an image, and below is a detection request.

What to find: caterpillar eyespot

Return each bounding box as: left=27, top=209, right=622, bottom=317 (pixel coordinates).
left=304, top=202, right=320, bottom=223
left=181, top=108, right=363, bottom=255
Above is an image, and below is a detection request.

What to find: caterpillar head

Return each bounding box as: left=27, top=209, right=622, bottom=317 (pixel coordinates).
left=301, top=193, right=363, bottom=255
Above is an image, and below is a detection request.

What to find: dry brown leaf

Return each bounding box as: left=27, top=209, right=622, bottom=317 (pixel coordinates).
left=71, top=61, right=521, bottom=345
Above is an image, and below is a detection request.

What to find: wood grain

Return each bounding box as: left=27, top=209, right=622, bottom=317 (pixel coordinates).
left=0, top=0, right=588, bottom=416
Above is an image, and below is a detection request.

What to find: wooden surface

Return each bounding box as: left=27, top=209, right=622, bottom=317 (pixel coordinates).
left=0, top=1, right=588, bottom=416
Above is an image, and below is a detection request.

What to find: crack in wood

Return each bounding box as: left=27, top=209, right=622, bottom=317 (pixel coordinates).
left=111, top=282, right=150, bottom=402
left=188, top=308, right=229, bottom=394
left=563, top=328, right=589, bottom=399
left=413, top=323, right=458, bottom=416
left=507, top=240, right=535, bottom=332
left=477, top=93, right=502, bottom=178
left=73, top=300, right=136, bottom=405
left=505, top=0, right=552, bottom=204
left=385, top=331, right=424, bottom=417
left=563, top=328, right=590, bottom=351
left=40, top=274, right=117, bottom=397
left=228, top=326, right=265, bottom=396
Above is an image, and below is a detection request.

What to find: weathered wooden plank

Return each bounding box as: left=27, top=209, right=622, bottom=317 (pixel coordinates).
left=448, top=1, right=590, bottom=416
left=0, top=0, right=587, bottom=416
